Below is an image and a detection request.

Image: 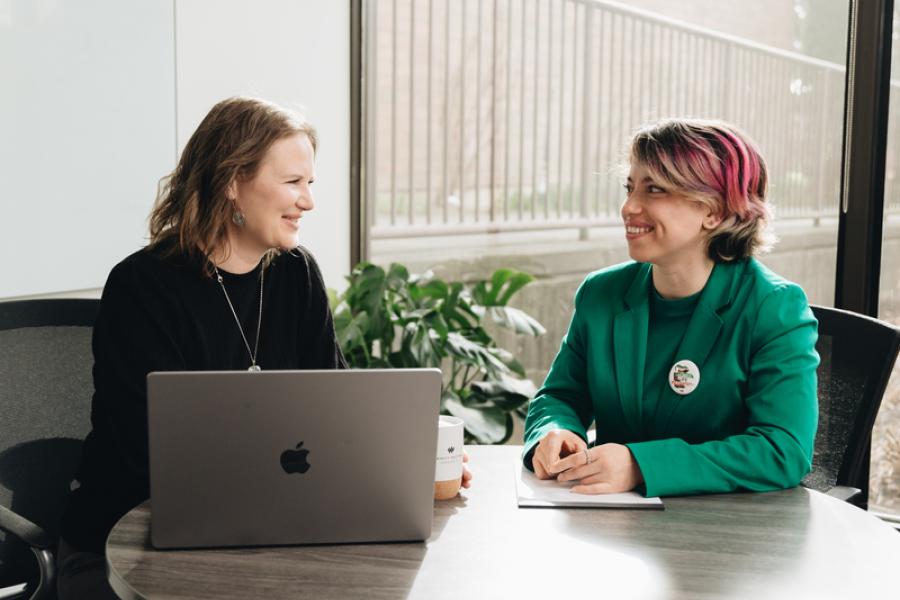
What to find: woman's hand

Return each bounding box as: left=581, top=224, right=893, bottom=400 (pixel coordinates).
left=531, top=429, right=588, bottom=479
left=461, top=451, right=472, bottom=489
left=550, top=443, right=644, bottom=494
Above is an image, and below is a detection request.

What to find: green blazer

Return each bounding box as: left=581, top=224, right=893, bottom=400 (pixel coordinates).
left=523, top=258, right=819, bottom=497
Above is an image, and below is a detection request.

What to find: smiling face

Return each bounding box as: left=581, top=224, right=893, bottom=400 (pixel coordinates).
left=227, top=132, right=315, bottom=257
left=621, top=162, right=721, bottom=268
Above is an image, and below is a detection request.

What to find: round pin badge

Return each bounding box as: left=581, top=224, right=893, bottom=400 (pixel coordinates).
left=668, top=359, right=700, bottom=395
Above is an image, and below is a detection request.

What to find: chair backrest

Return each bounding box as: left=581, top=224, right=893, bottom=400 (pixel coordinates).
left=0, top=299, right=98, bottom=589
left=802, top=304, right=900, bottom=503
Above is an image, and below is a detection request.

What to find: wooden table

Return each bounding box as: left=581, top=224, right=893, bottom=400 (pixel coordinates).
left=107, top=445, right=900, bottom=599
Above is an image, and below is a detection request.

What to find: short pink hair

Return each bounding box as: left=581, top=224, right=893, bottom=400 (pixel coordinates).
left=630, top=118, right=774, bottom=262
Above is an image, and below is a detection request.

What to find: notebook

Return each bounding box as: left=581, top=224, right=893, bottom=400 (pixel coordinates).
left=515, top=465, right=664, bottom=508
left=147, top=368, right=441, bottom=549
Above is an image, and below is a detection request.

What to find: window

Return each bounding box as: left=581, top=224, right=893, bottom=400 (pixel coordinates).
left=363, top=0, right=848, bottom=303
left=871, top=6, right=900, bottom=517
left=362, top=0, right=852, bottom=422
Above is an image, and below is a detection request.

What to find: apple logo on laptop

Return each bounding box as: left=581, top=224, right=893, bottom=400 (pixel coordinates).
left=280, top=442, right=311, bottom=474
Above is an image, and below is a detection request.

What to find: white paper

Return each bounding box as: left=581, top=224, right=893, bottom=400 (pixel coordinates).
left=515, top=465, right=664, bottom=508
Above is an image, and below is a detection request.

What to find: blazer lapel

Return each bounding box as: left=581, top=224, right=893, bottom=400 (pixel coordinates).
left=654, top=261, right=745, bottom=435
left=613, top=264, right=652, bottom=438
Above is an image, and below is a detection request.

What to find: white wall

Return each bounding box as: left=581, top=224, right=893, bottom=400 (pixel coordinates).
left=0, top=0, right=176, bottom=299
left=175, top=0, right=351, bottom=291
left=2, top=0, right=351, bottom=299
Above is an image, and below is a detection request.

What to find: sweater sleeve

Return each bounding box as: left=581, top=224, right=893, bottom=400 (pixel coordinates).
left=61, top=257, right=189, bottom=553
left=522, top=282, right=595, bottom=469
left=89, top=259, right=188, bottom=487
left=296, top=247, right=347, bottom=369
left=626, top=284, right=819, bottom=497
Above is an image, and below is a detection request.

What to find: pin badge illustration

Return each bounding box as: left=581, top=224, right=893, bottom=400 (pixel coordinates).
left=668, top=359, right=700, bottom=395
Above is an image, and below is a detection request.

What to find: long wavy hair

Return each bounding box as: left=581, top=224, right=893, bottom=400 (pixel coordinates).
left=148, top=96, right=317, bottom=274
left=630, top=118, right=774, bottom=262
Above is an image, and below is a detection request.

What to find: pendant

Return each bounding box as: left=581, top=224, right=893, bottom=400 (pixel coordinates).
left=248, top=364, right=262, bottom=372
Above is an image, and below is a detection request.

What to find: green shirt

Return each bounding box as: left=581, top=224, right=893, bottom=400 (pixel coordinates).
left=643, top=287, right=701, bottom=438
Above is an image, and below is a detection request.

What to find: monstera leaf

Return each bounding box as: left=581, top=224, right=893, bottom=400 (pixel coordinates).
left=443, top=391, right=509, bottom=444
left=472, top=269, right=534, bottom=306
left=333, top=263, right=545, bottom=444
left=487, top=306, right=546, bottom=336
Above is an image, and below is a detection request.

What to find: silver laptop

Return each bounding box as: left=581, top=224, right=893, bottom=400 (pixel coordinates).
left=146, top=368, right=441, bottom=549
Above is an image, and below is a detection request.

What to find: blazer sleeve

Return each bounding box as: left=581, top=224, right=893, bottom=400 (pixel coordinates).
left=627, top=284, right=819, bottom=497
left=522, top=282, right=596, bottom=468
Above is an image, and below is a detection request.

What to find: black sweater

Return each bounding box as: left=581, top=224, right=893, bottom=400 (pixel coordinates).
left=60, top=244, right=345, bottom=553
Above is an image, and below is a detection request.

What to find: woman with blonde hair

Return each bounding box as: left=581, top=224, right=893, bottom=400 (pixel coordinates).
left=525, top=118, right=819, bottom=497
left=57, top=97, right=346, bottom=598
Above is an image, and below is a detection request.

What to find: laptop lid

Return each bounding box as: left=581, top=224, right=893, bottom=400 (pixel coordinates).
left=147, top=368, right=441, bottom=549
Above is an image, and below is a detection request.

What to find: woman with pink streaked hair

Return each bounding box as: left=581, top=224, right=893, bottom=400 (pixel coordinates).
left=523, top=118, right=819, bottom=498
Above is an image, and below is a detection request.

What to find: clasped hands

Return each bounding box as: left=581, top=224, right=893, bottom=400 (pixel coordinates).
left=532, top=429, right=644, bottom=494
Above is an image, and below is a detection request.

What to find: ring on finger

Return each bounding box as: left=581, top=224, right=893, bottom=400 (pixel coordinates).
left=583, top=447, right=593, bottom=465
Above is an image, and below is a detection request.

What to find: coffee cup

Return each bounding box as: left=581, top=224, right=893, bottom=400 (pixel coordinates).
left=434, top=415, right=464, bottom=500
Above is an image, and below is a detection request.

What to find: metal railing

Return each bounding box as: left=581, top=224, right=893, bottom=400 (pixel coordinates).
left=364, top=0, right=900, bottom=240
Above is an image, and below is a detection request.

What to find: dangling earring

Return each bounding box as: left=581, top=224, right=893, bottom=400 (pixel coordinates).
left=231, top=200, right=246, bottom=227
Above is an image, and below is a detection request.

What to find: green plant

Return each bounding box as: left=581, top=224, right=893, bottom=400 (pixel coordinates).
left=331, top=262, right=546, bottom=444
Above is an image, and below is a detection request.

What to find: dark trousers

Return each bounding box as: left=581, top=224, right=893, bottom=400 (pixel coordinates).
left=56, top=538, right=118, bottom=600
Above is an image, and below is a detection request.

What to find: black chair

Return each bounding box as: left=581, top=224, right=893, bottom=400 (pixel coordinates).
left=802, top=304, right=900, bottom=507
left=0, top=300, right=99, bottom=600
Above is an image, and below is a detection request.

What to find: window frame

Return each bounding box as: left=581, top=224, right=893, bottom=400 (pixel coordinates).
left=835, top=0, right=894, bottom=508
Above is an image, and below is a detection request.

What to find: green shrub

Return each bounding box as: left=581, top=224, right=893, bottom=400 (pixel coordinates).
left=331, top=262, right=545, bottom=444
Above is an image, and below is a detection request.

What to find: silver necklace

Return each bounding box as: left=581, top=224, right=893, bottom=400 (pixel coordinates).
left=214, top=266, right=264, bottom=371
